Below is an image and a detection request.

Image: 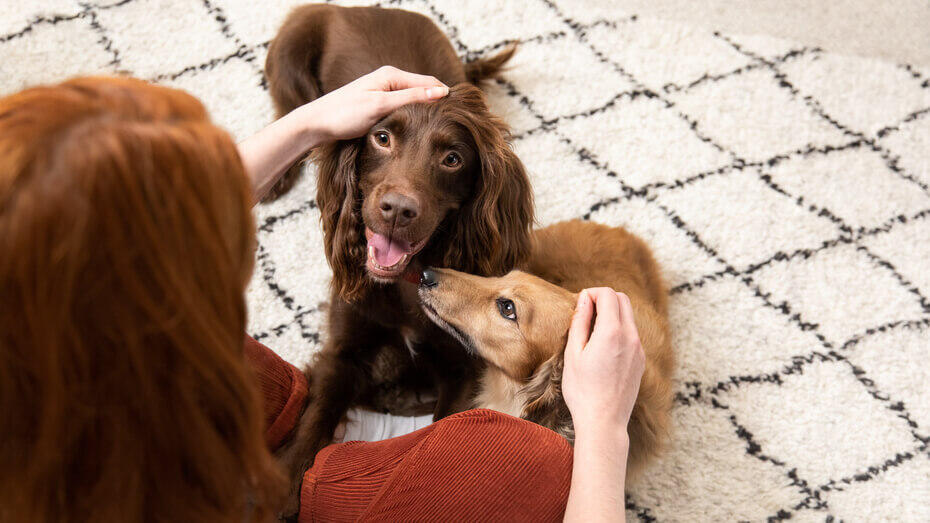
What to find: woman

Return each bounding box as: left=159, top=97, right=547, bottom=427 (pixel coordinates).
left=0, top=69, right=643, bottom=522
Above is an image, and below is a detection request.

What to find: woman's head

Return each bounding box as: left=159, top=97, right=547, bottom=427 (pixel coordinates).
left=0, top=77, right=282, bottom=521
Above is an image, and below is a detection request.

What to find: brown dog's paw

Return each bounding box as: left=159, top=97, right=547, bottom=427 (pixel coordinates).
left=277, top=481, right=302, bottom=520
left=273, top=440, right=310, bottom=519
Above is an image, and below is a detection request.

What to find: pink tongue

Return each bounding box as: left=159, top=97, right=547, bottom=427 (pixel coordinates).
left=368, top=233, right=412, bottom=268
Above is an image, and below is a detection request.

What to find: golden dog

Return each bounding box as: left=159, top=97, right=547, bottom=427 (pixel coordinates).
left=418, top=220, right=674, bottom=479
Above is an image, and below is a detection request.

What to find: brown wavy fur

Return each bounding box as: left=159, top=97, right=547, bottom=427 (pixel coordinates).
left=0, top=77, right=284, bottom=522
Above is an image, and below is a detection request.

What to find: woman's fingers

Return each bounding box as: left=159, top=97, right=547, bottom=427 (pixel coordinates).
left=615, top=292, right=638, bottom=341
left=381, top=85, right=448, bottom=108
left=374, top=66, right=446, bottom=91
left=565, top=290, right=594, bottom=357
left=588, top=287, right=622, bottom=345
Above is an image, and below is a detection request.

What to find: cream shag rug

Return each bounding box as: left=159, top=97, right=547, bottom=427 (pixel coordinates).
left=4, top=0, right=930, bottom=520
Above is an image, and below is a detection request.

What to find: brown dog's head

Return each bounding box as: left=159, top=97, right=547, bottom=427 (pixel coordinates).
left=316, top=84, right=533, bottom=301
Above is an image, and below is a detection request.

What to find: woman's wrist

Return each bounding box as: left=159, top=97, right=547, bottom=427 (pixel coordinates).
left=573, top=416, right=630, bottom=451
left=288, top=102, right=330, bottom=150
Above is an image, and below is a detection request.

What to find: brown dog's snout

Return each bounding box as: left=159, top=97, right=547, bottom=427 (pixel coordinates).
left=379, top=192, right=419, bottom=228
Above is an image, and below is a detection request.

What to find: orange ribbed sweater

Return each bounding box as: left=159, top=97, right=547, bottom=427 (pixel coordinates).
left=244, top=336, right=573, bottom=522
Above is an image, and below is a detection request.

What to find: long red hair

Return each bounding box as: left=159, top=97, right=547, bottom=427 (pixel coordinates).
left=0, top=77, right=284, bottom=521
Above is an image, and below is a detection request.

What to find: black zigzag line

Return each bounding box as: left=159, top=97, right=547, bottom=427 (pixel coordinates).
left=415, top=0, right=471, bottom=54
left=840, top=317, right=930, bottom=351
left=252, top=320, right=295, bottom=342
left=845, top=356, right=930, bottom=444
left=678, top=317, right=929, bottom=418
left=676, top=235, right=852, bottom=294
left=466, top=29, right=567, bottom=61
left=726, top=414, right=829, bottom=515
left=147, top=45, right=255, bottom=83
left=200, top=0, right=246, bottom=46
left=661, top=47, right=821, bottom=94
left=856, top=245, right=930, bottom=313
left=538, top=0, right=743, bottom=165
left=513, top=49, right=820, bottom=143
left=853, top=206, right=930, bottom=239
left=81, top=4, right=124, bottom=70
left=875, top=106, right=930, bottom=139
left=715, top=31, right=930, bottom=199
left=624, top=494, right=658, bottom=523
left=257, top=199, right=319, bottom=234
left=672, top=205, right=930, bottom=295
left=785, top=468, right=827, bottom=512
left=255, top=243, right=321, bottom=345
left=85, top=0, right=137, bottom=9
left=899, top=63, right=930, bottom=90
left=463, top=17, right=634, bottom=62
left=0, top=10, right=85, bottom=44
left=200, top=0, right=266, bottom=86
left=639, top=139, right=866, bottom=196
left=491, top=77, right=647, bottom=203
left=729, top=272, right=930, bottom=454
left=747, top=141, right=930, bottom=319
left=818, top=447, right=923, bottom=494
left=530, top=89, right=657, bottom=131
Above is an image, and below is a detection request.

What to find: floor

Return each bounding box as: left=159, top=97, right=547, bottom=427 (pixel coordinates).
left=615, top=0, right=930, bottom=67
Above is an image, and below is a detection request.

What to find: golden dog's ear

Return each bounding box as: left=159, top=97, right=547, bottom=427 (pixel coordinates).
left=520, top=351, right=574, bottom=442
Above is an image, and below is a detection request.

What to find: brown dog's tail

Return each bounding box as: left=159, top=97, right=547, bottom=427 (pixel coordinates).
left=464, top=44, right=517, bottom=86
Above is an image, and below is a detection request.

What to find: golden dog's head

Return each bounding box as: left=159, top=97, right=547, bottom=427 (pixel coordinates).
left=417, top=266, right=577, bottom=439
left=417, top=267, right=576, bottom=381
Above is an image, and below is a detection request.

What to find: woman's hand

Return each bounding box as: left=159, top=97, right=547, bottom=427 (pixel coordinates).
left=562, top=287, right=645, bottom=438
left=239, top=66, right=448, bottom=203
left=303, top=65, right=449, bottom=142
left=562, top=287, right=645, bottom=523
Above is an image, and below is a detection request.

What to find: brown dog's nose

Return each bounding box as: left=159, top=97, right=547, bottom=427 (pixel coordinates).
left=379, top=192, right=419, bottom=227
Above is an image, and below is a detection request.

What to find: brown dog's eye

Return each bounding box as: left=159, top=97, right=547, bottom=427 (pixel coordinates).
left=374, top=131, right=390, bottom=147
left=496, top=298, right=517, bottom=321
left=442, top=152, right=461, bottom=168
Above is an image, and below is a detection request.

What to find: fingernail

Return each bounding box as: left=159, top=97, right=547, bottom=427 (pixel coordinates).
left=426, top=86, right=448, bottom=99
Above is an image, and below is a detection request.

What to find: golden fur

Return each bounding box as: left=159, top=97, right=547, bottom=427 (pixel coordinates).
left=418, top=220, right=674, bottom=480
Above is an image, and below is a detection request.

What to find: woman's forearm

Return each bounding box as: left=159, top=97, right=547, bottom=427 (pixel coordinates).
left=564, top=427, right=630, bottom=523
left=237, top=104, right=328, bottom=204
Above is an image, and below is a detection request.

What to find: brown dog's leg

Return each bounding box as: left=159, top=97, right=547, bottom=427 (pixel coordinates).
left=262, top=162, right=306, bottom=202
left=273, top=314, right=393, bottom=517
left=428, top=343, right=481, bottom=421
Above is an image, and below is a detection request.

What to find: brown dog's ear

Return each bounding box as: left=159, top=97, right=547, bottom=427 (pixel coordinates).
left=315, top=140, right=367, bottom=301
left=520, top=351, right=574, bottom=443
left=442, top=85, right=534, bottom=276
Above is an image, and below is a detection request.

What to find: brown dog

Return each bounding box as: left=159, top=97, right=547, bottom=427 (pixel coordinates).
left=418, top=220, right=675, bottom=480
left=265, top=4, right=532, bottom=515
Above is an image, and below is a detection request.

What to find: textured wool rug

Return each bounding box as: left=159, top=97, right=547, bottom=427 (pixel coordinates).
left=4, top=0, right=930, bottom=520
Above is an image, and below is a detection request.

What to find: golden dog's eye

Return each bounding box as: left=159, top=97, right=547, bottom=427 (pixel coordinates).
left=374, top=131, right=390, bottom=147
left=496, top=298, right=517, bottom=321
left=442, top=152, right=461, bottom=167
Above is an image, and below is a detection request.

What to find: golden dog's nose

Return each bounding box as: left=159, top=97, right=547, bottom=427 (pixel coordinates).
left=420, top=268, right=438, bottom=288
